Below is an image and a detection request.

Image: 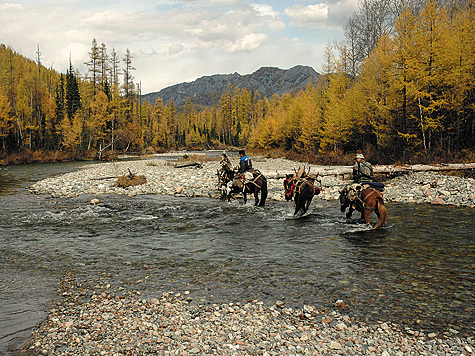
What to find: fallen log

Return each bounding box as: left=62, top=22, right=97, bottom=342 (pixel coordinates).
left=174, top=162, right=203, bottom=168
left=261, top=163, right=475, bottom=179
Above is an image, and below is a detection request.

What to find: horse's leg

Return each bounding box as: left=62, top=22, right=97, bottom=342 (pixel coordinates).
left=373, top=198, right=388, bottom=229
left=293, top=194, right=301, bottom=215
left=258, top=179, right=267, bottom=207
left=254, top=187, right=260, bottom=206
left=346, top=206, right=354, bottom=218
left=363, top=209, right=371, bottom=226
left=304, top=193, right=314, bottom=212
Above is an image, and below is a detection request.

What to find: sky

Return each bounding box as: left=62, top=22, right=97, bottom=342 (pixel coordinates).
left=0, top=0, right=359, bottom=94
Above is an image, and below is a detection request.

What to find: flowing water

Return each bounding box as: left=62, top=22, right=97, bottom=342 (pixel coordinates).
left=0, top=160, right=474, bottom=354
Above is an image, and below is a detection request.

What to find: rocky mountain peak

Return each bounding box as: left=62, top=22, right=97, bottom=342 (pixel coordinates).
left=142, top=65, right=320, bottom=107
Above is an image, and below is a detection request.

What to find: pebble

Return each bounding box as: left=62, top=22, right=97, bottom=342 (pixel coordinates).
left=22, top=154, right=475, bottom=355
left=22, top=273, right=474, bottom=355
left=28, top=155, right=475, bottom=208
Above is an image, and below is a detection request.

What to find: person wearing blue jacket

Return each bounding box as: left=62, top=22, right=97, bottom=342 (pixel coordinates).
left=238, top=150, right=252, bottom=173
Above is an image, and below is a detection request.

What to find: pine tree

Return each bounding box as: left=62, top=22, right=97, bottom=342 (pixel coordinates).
left=85, top=39, right=100, bottom=95
left=65, top=61, right=81, bottom=121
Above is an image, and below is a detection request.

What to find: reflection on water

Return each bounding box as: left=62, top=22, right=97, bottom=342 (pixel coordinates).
left=0, top=161, right=474, bottom=354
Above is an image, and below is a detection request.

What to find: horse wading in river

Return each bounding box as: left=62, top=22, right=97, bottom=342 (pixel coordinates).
left=283, top=167, right=321, bottom=215
left=217, top=164, right=268, bottom=207
left=339, top=184, right=387, bottom=229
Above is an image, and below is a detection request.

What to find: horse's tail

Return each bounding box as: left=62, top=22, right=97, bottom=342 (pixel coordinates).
left=373, top=196, right=387, bottom=229
left=258, top=177, right=268, bottom=207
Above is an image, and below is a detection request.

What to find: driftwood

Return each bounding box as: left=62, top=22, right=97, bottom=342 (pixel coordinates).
left=116, top=169, right=147, bottom=188
left=174, top=162, right=203, bottom=168
left=261, top=163, right=475, bottom=179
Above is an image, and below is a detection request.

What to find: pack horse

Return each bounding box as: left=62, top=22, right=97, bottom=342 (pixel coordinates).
left=339, top=183, right=387, bottom=229
left=283, top=167, right=321, bottom=215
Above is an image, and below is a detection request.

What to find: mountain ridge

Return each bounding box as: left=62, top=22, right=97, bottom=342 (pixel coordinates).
left=142, top=65, right=320, bottom=107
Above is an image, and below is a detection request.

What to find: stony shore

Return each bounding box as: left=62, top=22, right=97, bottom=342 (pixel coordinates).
left=29, top=154, right=475, bottom=207
left=21, top=154, right=475, bottom=355
left=21, top=273, right=473, bottom=356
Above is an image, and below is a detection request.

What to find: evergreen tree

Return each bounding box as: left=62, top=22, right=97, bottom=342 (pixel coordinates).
left=85, top=38, right=100, bottom=95
left=65, top=61, right=81, bottom=121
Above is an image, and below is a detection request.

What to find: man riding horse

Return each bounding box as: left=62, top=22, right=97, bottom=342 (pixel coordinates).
left=340, top=153, right=387, bottom=228
left=353, top=153, right=373, bottom=184
left=217, top=150, right=267, bottom=206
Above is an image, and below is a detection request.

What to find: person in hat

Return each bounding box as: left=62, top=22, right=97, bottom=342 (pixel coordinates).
left=353, top=153, right=373, bottom=183
left=220, top=150, right=232, bottom=170
left=237, top=149, right=252, bottom=174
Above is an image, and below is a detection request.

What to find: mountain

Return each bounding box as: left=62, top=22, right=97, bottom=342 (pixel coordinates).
left=142, top=65, right=320, bottom=107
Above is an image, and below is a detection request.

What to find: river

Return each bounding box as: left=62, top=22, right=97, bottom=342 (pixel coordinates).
left=0, top=160, right=474, bottom=354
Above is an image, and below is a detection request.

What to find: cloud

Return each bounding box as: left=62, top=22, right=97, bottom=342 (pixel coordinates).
left=285, top=3, right=329, bottom=28
left=0, top=3, right=23, bottom=10
left=228, top=33, right=269, bottom=53
left=0, top=0, right=349, bottom=93
left=167, top=44, right=185, bottom=56
left=251, top=3, right=279, bottom=17
left=284, top=1, right=358, bottom=29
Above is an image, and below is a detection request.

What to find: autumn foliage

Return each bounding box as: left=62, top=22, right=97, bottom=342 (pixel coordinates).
left=0, top=0, right=474, bottom=165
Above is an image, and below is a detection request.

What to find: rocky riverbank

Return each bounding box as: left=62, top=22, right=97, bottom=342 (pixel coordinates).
left=29, top=154, right=475, bottom=208
left=19, top=154, right=475, bottom=355
left=20, top=273, right=473, bottom=356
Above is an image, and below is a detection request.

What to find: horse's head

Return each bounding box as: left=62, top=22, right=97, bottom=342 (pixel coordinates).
left=339, top=187, right=349, bottom=212
left=218, top=165, right=235, bottom=185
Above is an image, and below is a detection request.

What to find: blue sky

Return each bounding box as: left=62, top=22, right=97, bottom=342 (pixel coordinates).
left=0, top=0, right=358, bottom=93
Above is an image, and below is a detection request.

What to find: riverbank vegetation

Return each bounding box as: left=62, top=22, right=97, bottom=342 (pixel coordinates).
left=1, top=0, right=474, bottom=166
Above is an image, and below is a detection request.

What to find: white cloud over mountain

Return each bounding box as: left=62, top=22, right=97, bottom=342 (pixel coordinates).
left=0, top=0, right=357, bottom=93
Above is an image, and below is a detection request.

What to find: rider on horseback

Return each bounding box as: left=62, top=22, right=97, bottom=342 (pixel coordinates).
left=345, top=154, right=374, bottom=218
left=344, top=153, right=385, bottom=219
left=234, top=150, right=253, bottom=184
left=220, top=151, right=232, bottom=170
left=353, top=153, right=373, bottom=183
left=237, top=150, right=252, bottom=174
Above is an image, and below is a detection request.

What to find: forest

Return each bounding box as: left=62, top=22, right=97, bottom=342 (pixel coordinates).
left=0, top=0, right=474, bottom=165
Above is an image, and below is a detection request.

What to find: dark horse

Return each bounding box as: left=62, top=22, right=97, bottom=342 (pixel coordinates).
left=283, top=167, right=321, bottom=215
left=217, top=165, right=268, bottom=207
left=339, top=184, right=387, bottom=229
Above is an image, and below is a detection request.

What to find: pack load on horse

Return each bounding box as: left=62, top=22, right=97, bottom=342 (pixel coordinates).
left=217, top=151, right=233, bottom=195
left=339, top=182, right=387, bottom=229
left=283, top=167, right=321, bottom=215
left=216, top=150, right=268, bottom=207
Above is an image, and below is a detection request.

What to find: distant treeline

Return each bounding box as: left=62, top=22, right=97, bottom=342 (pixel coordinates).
left=0, top=0, right=474, bottom=165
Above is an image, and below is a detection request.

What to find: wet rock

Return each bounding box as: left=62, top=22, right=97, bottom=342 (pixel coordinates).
left=431, top=197, right=444, bottom=205
left=174, top=186, right=185, bottom=194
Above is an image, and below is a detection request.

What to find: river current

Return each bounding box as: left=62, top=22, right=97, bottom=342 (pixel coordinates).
left=0, top=160, right=474, bottom=354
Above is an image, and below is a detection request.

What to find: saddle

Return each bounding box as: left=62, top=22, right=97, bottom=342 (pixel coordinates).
left=346, top=183, right=363, bottom=202
left=366, top=181, right=385, bottom=192
left=233, top=169, right=263, bottom=189
left=346, top=181, right=385, bottom=206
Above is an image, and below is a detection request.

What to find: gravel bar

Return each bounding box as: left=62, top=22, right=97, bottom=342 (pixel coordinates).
left=28, top=155, right=475, bottom=208
left=21, top=273, right=474, bottom=356
left=20, top=155, right=475, bottom=355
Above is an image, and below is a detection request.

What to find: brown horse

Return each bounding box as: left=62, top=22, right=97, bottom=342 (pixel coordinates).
left=217, top=165, right=268, bottom=207
left=339, top=184, right=387, bottom=229
left=283, top=168, right=321, bottom=215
